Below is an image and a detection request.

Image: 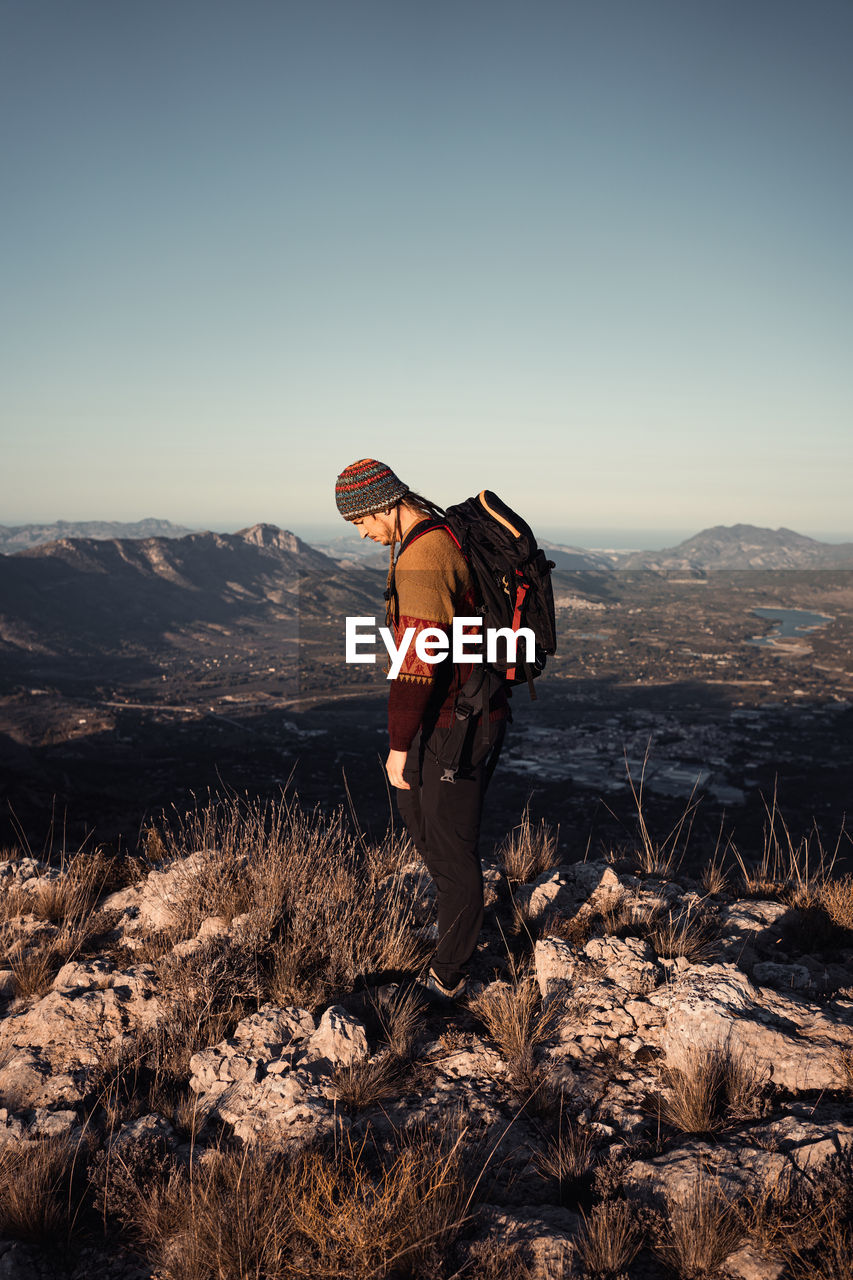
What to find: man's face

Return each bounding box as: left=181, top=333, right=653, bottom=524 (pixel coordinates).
left=352, top=509, right=395, bottom=543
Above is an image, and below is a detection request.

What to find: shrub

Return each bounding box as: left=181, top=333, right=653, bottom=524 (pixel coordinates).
left=119, top=1125, right=472, bottom=1280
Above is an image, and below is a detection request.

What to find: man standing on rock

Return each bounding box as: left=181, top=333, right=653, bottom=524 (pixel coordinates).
left=335, top=459, right=507, bottom=1002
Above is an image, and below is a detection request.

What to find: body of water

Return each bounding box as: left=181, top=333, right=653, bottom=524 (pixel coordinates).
left=748, top=607, right=834, bottom=648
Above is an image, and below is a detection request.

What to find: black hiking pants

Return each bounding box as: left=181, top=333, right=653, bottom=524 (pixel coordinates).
left=396, top=717, right=505, bottom=987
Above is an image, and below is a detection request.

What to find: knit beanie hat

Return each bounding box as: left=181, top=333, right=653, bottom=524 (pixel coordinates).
left=335, top=458, right=409, bottom=521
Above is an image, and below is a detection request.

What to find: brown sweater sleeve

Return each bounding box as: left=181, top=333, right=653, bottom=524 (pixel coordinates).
left=387, top=528, right=474, bottom=752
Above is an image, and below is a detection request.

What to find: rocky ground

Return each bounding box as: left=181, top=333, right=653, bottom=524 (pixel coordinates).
left=2, top=799, right=853, bottom=1278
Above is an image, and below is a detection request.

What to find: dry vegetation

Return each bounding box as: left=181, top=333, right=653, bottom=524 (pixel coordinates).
left=639, top=901, right=721, bottom=963
left=0, top=1136, right=77, bottom=1244
left=467, top=961, right=565, bottom=1078
left=148, top=794, right=427, bottom=1010
left=498, top=806, right=560, bottom=885
left=576, top=1198, right=644, bottom=1278
left=656, top=1043, right=768, bottom=1134
left=4, top=788, right=853, bottom=1278
left=653, top=1176, right=743, bottom=1278
left=624, top=750, right=700, bottom=879
left=1, top=846, right=118, bottom=999
left=99, top=1124, right=473, bottom=1280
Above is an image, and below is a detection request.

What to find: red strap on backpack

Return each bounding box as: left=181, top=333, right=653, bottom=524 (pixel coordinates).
left=506, top=575, right=529, bottom=681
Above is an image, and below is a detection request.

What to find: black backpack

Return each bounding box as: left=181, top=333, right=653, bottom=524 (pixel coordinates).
left=405, top=489, right=557, bottom=698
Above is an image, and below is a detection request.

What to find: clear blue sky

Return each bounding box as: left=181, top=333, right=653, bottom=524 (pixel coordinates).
left=1, top=0, right=851, bottom=544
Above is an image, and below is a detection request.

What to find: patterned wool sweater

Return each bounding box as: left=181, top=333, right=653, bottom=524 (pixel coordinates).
left=388, top=520, right=507, bottom=751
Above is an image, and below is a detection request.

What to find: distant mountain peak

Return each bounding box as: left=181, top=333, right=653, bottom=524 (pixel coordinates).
left=236, top=523, right=305, bottom=552
left=620, top=523, right=853, bottom=570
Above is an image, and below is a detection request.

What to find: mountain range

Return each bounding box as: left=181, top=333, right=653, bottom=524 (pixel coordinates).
left=3, top=519, right=852, bottom=570
left=544, top=525, right=853, bottom=571
left=0, top=524, right=381, bottom=664
left=0, top=518, right=195, bottom=555
left=1, top=521, right=851, bottom=675
left=620, top=525, right=853, bottom=570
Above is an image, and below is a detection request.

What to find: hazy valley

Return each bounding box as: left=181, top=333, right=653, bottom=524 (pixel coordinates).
left=0, top=520, right=850, bottom=867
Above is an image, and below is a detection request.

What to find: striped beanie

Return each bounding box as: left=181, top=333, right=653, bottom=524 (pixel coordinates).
left=335, top=458, right=409, bottom=520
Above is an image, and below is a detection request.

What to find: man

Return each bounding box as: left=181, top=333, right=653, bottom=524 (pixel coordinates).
left=335, top=458, right=507, bottom=1001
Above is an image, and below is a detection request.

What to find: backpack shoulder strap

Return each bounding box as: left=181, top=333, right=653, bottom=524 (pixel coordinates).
left=401, top=518, right=462, bottom=555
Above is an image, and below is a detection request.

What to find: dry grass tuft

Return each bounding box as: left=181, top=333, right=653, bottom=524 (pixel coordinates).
left=734, top=790, right=845, bottom=902
left=465, top=1238, right=534, bottom=1279
left=362, top=828, right=417, bottom=882
left=370, top=983, right=426, bottom=1062
left=732, top=1169, right=809, bottom=1260
left=701, top=849, right=730, bottom=896
left=653, top=1176, right=743, bottom=1278
left=642, top=901, right=721, bottom=963
left=534, top=1116, right=596, bottom=1193
left=288, top=1127, right=469, bottom=1278
left=0, top=847, right=114, bottom=927
left=656, top=1044, right=767, bottom=1134
left=498, top=806, right=560, bottom=885
left=125, top=1145, right=296, bottom=1280
left=467, top=963, right=564, bottom=1074
left=331, top=1053, right=402, bottom=1112
left=625, top=749, right=699, bottom=879
left=1, top=847, right=118, bottom=998
left=816, top=875, right=853, bottom=931
left=8, top=909, right=115, bottom=1001
left=541, top=909, right=592, bottom=947
left=0, top=1137, right=75, bottom=1243
left=576, top=1198, right=644, bottom=1278
left=27, top=848, right=115, bottom=924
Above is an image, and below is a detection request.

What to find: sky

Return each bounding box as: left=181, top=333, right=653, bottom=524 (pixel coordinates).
left=1, top=0, right=851, bottom=546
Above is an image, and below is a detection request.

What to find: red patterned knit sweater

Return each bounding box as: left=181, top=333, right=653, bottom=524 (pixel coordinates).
left=388, top=520, right=507, bottom=751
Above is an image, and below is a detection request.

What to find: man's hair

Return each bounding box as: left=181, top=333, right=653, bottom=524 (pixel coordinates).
left=404, top=490, right=446, bottom=523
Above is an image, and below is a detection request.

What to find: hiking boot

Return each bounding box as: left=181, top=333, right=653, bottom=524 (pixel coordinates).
left=423, top=968, right=467, bottom=1003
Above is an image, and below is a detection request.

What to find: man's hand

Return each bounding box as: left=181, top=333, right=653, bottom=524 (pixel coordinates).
left=385, top=748, right=411, bottom=790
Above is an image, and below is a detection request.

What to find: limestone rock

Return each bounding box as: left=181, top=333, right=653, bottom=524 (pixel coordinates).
left=534, top=937, right=577, bottom=1001
left=233, top=1005, right=315, bottom=1055
left=102, top=849, right=226, bottom=936
left=301, top=1006, right=368, bottom=1071
left=113, top=1112, right=178, bottom=1152
left=627, top=1110, right=853, bottom=1208
left=656, top=961, right=853, bottom=1091
left=197, top=915, right=229, bottom=939
left=51, top=957, right=115, bottom=994
left=514, top=860, right=622, bottom=925
left=722, top=1244, right=787, bottom=1280
left=0, top=964, right=163, bottom=1107
left=582, top=936, right=662, bottom=994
